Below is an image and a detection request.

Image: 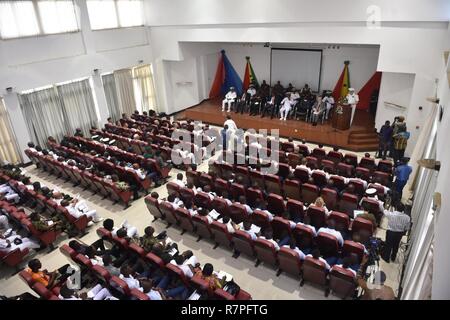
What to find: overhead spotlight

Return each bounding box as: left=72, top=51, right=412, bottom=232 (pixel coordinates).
left=264, top=42, right=270, bottom=48
left=138, top=59, right=144, bottom=64
left=93, top=68, right=99, bottom=75
left=337, top=45, right=340, bottom=49
left=333, top=45, right=336, bottom=49
left=5, top=87, right=13, bottom=93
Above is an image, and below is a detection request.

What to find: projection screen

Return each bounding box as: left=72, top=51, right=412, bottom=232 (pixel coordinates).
left=270, top=48, right=322, bottom=92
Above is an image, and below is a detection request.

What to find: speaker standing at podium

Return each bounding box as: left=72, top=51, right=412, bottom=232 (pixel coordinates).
left=346, top=88, right=359, bottom=126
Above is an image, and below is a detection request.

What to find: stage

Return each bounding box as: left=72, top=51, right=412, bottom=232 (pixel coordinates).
left=179, top=99, right=379, bottom=152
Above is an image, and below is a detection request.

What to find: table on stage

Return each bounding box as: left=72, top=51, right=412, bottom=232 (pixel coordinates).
left=332, top=103, right=352, bottom=130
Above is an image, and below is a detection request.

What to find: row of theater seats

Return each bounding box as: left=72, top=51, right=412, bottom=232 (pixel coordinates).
left=18, top=228, right=252, bottom=300
left=48, top=141, right=153, bottom=192
left=64, top=135, right=171, bottom=180
left=145, top=195, right=364, bottom=298
left=220, top=149, right=392, bottom=185
left=0, top=173, right=95, bottom=247
left=103, top=123, right=215, bottom=155
left=187, top=168, right=385, bottom=222
left=25, top=149, right=134, bottom=208
left=242, top=137, right=393, bottom=173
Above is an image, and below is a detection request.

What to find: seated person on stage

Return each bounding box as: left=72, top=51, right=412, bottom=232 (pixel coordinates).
left=322, top=91, right=335, bottom=120
left=235, top=91, right=248, bottom=114
left=222, top=87, right=237, bottom=112
left=279, top=93, right=293, bottom=121
left=300, top=83, right=312, bottom=97
left=310, top=96, right=326, bottom=125
left=260, top=93, right=276, bottom=119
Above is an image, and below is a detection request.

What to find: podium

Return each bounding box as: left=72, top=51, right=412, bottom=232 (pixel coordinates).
left=332, top=103, right=352, bottom=130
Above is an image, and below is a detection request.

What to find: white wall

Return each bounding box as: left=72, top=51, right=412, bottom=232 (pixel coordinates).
left=0, top=0, right=153, bottom=161
left=201, top=43, right=379, bottom=93
left=375, top=72, right=414, bottom=129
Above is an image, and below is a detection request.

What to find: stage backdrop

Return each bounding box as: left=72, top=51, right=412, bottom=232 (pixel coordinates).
left=270, top=48, right=322, bottom=92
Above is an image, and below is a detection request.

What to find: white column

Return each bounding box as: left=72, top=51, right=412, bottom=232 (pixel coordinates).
left=91, top=73, right=110, bottom=126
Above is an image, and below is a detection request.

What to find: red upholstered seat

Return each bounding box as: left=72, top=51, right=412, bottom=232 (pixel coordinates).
left=377, top=160, right=393, bottom=174
left=316, top=232, right=340, bottom=258
left=175, top=207, right=195, bottom=234
left=327, top=151, right=343, bottom=164
left=306, top=156, right=319, bottom=170
left=329, top=266, right=357, bottom=299
left=186, top=170, right=200, bottom=187
left=246, top=187, right=264, bottom=207
left=288, top=153, right=302, bottom=168
left=194, top=192, right=212, bottom=209
left=159, top=202, right=178, bottom=225
left=359, top=157, right=376, bottom=171
left=301, top=183, right=320, bottom=205
left=109, top=276, right=131, bottom=296
left=312, top=148, right=326, bottom=162
left=344, top=153, right=358, bottom=167
left=342, top=240, right=365, bottom=264
left=329, top=175, right=346, bottom=192
left=284, top=179, right=302, bottom=201
left=339, top=193, right=359, bottom=218
left=267, top=193, right=286, bottom=216
left=230, top=183, right=246, bottom=201
left=327, top=211, right=350, bottom=234
left=166, top=182, right=180, bottom=196
left=213, top=178, right=229, bottom=197
left=192, top=215, right=214, bottom=240
left=373, top=171, right=391, bottom=186
left=265, top=174, right=283, bottom=196
left=277, top=247, right=303, bottom=278
left=355, top=167, right=371, bottom=181
left=336, top=163, right=354, bottom=178
left=320, top=188, right=338, bottom=210
left=229, top=203, right=248, bottom=224
left=294, top=167, right=310, bottom=184
left=232, top=230, right=256, bottom=258
left=301, top=256, right=328, bottom=292
left=210, top=221, right=233, bottom=249
left=251, top=209, right=272, bottom=229
left=249, top=170, right=265, bottom=189
left=307, top=206, right=327, bottom=229
left=286, top=199, right=305, bottom=222
left=254, top=238, right=278, bottom=267
left=179, top=187, right=195, bottom=206
left=145, top=195, right=164, bottom=221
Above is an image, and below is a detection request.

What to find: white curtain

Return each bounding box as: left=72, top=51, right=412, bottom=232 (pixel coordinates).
left=133, top=64, right=157, bottom=112
left=102, top=73, right=121, bottom=121
left=57, top=79, right=99, bottom=137
left=19, top=87, right=67, bottom=147
left=0, top=1, right=40, bottom=39
left=114, top=69, right=136, bottom=116
left=37, top=0, right=78, bottom=34
left=0, top=98, right=21, bottom=164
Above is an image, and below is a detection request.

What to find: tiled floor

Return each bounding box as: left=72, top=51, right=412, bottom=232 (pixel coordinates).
left=0, top=135, right=406, bottom=300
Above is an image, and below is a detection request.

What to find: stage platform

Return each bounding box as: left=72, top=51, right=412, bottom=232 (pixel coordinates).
left=179, top=99, right=379, bottom=152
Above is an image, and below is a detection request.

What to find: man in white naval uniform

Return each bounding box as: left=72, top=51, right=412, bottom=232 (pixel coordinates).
left=222, top=87, right=237, bottom=112
left=346, top=88, right=359, bottom=126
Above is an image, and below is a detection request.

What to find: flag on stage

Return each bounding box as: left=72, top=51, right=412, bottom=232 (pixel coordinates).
left=357, top=71, right=382, bottom=110
left=209, top=50, right=243, bottom=99
left=243, top=56, right=259, bottom=91
left=332, top=61, right=350, bottom=101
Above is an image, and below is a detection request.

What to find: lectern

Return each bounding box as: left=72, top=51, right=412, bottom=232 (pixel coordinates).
left=332, top=103, right=352, bottom=130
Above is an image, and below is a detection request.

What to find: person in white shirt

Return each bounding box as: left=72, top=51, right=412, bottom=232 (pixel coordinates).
left=119, top=265, right=143, bottom=290
left=61, top=199, right=102, bottom=223
left=296, top=158, right=313, bottom=175
left=217, top=216, right=238, bottom=234
left=296, top=220, right=317, bottom=236
left=170, top=255, right=194, bottom=278
left=317, top=225, right=344, bottom=247
left=201, top=185, right=217, bottom=201
left=141, top=279, right=165, bottom=300
left=322, top=91, right=335, bottom=120
left=279, top=93, right=293, bottom=121
left=258, top=230, right=280, bottom=251
left=312, top=168, right=330, bottom=180
left=283, top=238, right=306, bottom=261
left=27, top=142, right=37, bottom=153
left=107, top=218, right=139, bottom=238
left=223, top=115, right=238, bottom=132
left=130, top=163, right=147, bottom=180
left=222, top=87, right=237, bottom=112
left=0, top=215, right=11, bottom=231
left=238, top=220, right=260, bottom=240
left=0, top=183, right=20, bottom=203
left=306, top=248, right=331, bottom=270
left=238, top=196, right=253, bottom=215
left=346, top=88, right=359, bottom=126
left=167, top=193, right=184, bottom=210
left=0, top=233, right=40, bottom=253
left=173, top=173, right=185, bottom=188
left=247, top=84, right=257, bottom=99
left=290, top=90, right=300, bottom=108
left=254, top=200, right=274, bottom=221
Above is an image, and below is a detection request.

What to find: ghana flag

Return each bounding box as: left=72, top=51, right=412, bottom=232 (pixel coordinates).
left=332, top=60, right=350, bottom=101
left=243, top=56, right=259, bottom=91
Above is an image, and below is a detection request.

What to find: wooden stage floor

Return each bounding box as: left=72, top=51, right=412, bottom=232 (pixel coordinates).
left=179, top=99, right=379, bottom=152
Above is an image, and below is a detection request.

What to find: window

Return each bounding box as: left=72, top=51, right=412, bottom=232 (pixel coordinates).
left=132, top=64, right=157, bottom=113
left=38, top=0, right=78, bottom=35
left=0, top=1, right=78, bottom=39
left=86, top=0, right=143, bottom=30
